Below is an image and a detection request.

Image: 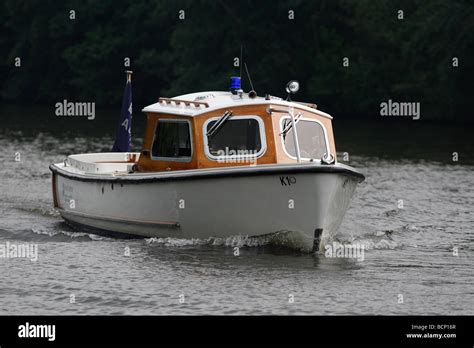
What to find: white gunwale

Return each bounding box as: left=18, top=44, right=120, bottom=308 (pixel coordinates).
left=51, top=160, right=365, bottom=182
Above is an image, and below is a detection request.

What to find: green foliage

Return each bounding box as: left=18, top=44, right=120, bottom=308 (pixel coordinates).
left=0, top=0, right=472, bottom=120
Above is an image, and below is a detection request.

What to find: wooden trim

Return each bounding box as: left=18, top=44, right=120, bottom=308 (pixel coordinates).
left=59, top=208, right=180, bottom=228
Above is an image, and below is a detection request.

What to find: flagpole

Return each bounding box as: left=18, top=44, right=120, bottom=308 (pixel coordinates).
left=126, top=70, right=133, bottom=83
left=112, top=71, right=133, bottom=152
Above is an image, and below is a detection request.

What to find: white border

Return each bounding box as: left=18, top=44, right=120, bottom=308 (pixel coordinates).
left=280, top=116, right=331, bottom=162
left=151, top=119, right=193, bottom=162
left=202, top=115, right=267, bottom=161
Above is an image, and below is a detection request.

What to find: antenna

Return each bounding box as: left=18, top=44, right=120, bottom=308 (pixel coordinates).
left=239, top=45, right=243, bottom=80
left=244, top=63, right=256, bottom=98
left=244, top=63, right=253, bottom=91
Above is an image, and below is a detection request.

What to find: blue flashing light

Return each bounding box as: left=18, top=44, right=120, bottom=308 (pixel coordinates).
left=230, top=76, right=241, bottom=91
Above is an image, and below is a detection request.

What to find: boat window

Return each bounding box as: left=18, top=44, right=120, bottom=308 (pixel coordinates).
left=203, top=116, right=266, bottom=161
left=151, top=120, right=192, bottom=160
left=281, top=117, right=329, bottom=160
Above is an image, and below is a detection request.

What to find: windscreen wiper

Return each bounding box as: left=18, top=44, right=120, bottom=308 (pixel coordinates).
left=280, top=113, right=302, bottom=139
left=206, top=110, right=233, bottom=137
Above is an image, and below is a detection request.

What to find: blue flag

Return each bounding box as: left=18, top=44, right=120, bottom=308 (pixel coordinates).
left=112, top=73, right=132, bottom=152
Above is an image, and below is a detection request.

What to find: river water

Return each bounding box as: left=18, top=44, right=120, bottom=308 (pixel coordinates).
left=0, top=104, right=473, bottom=315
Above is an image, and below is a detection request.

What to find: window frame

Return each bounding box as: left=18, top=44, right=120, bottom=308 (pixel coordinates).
left=202, top=115, right=267, bottom=162
left=150, top=118, right=193, bottom=162
left=279, top=116, right=331, bottom=162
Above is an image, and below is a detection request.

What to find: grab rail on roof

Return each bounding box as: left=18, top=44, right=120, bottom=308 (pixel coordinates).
left=158, top=97, right=210, bottom=108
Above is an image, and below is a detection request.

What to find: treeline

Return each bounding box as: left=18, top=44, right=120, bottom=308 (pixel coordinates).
left=0, top=0, right=473, bottom=120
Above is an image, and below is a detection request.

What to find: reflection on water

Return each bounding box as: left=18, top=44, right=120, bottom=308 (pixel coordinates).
left=0, top=104, right=473, bottom=315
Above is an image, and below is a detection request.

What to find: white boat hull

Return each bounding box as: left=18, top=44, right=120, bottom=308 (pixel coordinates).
left=51, top=163, right=363, bottom=252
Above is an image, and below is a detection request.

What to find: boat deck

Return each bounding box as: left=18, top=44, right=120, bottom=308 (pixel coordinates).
left=63, top=153, right=140, bottom=175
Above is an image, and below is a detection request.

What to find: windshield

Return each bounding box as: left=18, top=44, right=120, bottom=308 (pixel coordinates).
left=282, top=118, right=327, bottom=160
left=205, top=118, right=263, bottom=158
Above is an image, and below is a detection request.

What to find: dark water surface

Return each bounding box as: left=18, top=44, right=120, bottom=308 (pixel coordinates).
left=0, top=104, right=473, bottom=315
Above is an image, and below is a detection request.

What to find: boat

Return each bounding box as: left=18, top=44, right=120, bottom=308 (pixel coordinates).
left=49, top=75, right=364, bottom=252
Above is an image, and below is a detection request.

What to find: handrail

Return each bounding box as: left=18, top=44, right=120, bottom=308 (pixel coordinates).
left=158, top=97, right=209, bottom=108
left=289, top=107, right=302, bottom=163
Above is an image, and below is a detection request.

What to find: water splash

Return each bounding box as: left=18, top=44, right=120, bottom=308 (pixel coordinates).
left=30, top=228, right=112, bottom=241
left=145, top=231, right=304, bottom=249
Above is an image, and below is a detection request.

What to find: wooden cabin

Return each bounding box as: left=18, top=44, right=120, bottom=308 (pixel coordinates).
left=136, top=91, right=336, bottom=172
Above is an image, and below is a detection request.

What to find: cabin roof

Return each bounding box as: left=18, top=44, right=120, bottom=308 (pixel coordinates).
left=142, top=91, right=332, bottom=119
